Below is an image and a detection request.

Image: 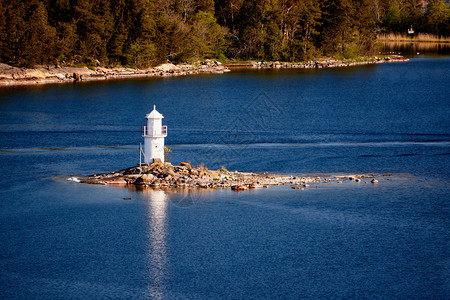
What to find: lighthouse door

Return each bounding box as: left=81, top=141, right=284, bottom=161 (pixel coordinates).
left=152, top=140, right=164, bottom=159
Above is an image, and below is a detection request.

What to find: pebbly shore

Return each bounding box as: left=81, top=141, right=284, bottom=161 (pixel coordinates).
left=0, top=56, right=408, bottom=87
left=73, top=162, right=383, bottom=191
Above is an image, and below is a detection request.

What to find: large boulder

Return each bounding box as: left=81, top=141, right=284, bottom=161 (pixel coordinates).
left=142, top=174, right=156, bottom=182
left=271, top=61, right=282, bottom=68
left=134, top=174, right=155, bottom=184
left=155, top=63, right=180, bottom=73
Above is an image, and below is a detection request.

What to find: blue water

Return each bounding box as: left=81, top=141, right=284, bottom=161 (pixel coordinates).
left=0, top=57, right=449, bottom=298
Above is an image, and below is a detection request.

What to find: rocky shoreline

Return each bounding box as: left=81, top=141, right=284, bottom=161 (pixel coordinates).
left=72, top=162, right=384, bottom=191
left=226, top=55, right=408, bottom=69
left=0, top=56, right=408, bottom=87
left=0, top=60, right=230, bottom=87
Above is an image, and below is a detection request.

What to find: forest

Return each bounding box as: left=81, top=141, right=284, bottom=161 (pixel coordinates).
left=0, top=0, right=449, bottom=68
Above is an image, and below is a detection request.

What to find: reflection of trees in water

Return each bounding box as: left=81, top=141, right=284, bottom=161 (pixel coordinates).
left=383, top=42, right=450, bottom=55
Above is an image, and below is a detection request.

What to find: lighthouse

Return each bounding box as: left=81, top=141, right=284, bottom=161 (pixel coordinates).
left=141, top=105, right=167, bottom=164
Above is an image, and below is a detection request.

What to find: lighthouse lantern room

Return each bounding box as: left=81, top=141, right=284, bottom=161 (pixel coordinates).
left=141, top=105, right=167, bottom=164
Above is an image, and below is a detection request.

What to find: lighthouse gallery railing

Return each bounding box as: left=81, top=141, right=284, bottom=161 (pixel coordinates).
left=141, top=125, right=167, bottom=137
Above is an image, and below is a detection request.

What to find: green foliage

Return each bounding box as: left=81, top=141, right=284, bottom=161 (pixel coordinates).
left=380, top=0, right=450, bottom=36
left=0, top=0, right=448, bottom=67
left=192, top=12, right=227, bottom=58
left=382, top=5, right=406, bottom=32
left=425, top=0, right=450, bottom=36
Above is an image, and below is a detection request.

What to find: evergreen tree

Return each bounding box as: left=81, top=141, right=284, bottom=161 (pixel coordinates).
left=320, top=0, right=376, bottom=58
left=0, top=0, right=448, bottom=68
left=21, top=1, right=58, bottom=66
left=1, top=1, right=28, bottom=65
left=296, top=0, right=322, bottom=60
left=192, top=11, right=227, bottom=58
left=73, top=0, right=113, bottom=64
left=0, top=1, right=7, bottom=63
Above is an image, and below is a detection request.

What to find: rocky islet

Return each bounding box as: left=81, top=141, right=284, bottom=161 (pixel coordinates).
left=73, top=162, right=385, bottom=192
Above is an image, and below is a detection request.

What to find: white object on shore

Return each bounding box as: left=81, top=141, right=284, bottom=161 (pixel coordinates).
left=67, top=177, right=80, bottom=182
left=142, top=105, right=167, bottom=164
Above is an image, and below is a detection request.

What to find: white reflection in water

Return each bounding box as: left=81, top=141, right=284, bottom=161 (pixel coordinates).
left=144, top=189, right=168, bottom=299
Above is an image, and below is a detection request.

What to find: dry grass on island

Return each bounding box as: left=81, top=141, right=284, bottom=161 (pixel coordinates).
left=72, top=161, right=383, bottom=192
left=378, top=33, right=450, bottom=43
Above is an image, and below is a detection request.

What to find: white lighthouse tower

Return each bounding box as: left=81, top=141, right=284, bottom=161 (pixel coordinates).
left=141, top=105, right=167, bottom=164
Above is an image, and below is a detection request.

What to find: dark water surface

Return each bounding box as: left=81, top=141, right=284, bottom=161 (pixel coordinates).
left=0, top=57, right=449, bottom=298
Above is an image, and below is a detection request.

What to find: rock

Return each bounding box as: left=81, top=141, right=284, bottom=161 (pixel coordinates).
left=249, top=183, right=263, bottom=189
left=132, top=173, right=156, bottom=184
left=155, top=63, right=180, bottom=72
left=124, top=174, right=141, bottom=180
left=102, top=177, right=127, bottom=184
left=231, top=185, right=248, bottom=191
left=371, top=178, right=379, bottom=184
left=141, top=174, right=156, bottom=182
left=157, top=173, right=167, bottom=179
left=180, top=162, right=191, bottom=168
left=73, top=72, right=82, bottom=81
left=271, top=61, right=282, bottom=68
left=152, top=158, right=162, bottom=165
left=55, top=74, right=65, bottom=80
